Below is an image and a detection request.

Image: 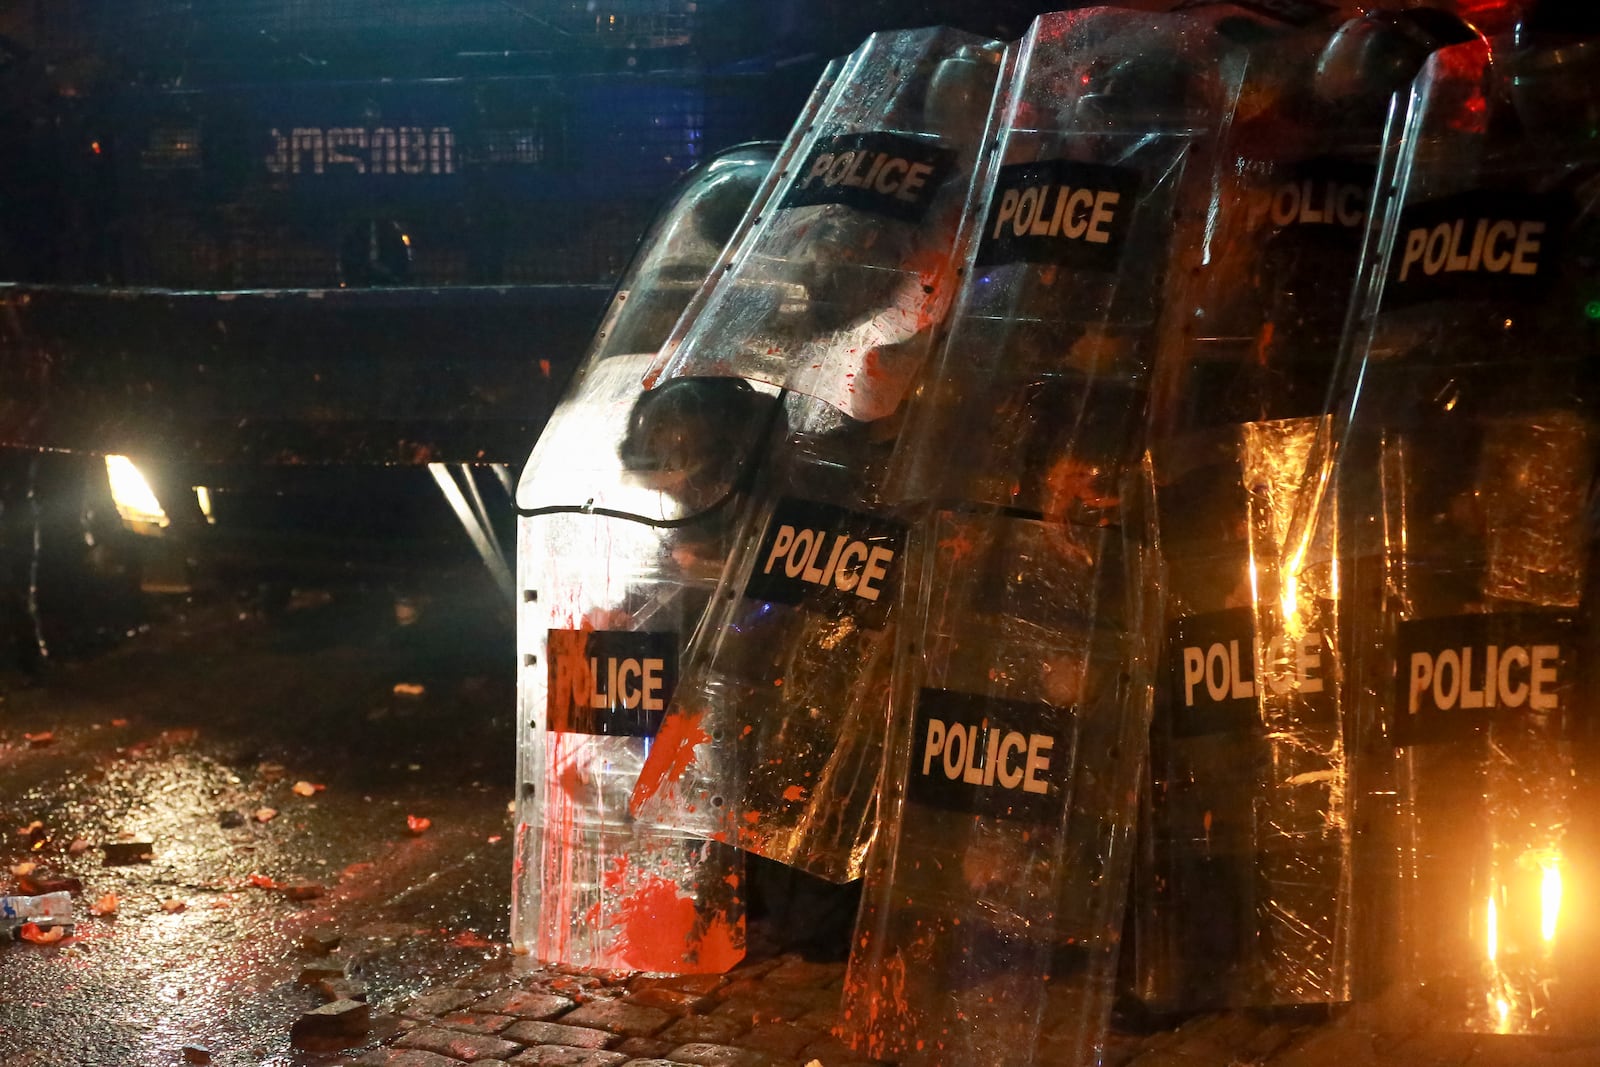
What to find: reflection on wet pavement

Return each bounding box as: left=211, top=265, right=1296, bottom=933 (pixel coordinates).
left=0, top=575, right=516, bottom=1066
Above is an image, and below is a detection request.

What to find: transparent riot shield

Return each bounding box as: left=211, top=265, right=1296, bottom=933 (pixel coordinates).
left=838, top=10, right=1246, bottom=1064
left=626, top=32, right=1005, bottom=884
left=1135, top=10, right=1477, bottom=1013
left=644, top=28, right=1004, bottom=422
left=511, top=137, right=792, bottom=972
left=1308, top=22, right=1600, bottom=1034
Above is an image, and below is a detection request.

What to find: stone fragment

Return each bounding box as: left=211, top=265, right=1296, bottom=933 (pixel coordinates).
left=296, top=965, right=346, bottom=986
left=102, top=842, right=155, bottom=865
left=298, top=926, right=342, bottom=954
left=289, top=998, right=371, bottom=1050
left=16, top=871, right=81, bottom=896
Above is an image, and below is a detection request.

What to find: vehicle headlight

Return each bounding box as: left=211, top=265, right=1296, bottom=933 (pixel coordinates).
left=105, top=455, right=169, bottom=528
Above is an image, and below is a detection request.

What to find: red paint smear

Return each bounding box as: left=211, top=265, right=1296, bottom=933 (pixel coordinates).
left=694, top=912, right=745, bottom=973
left=510, top=821, right=527, bottom=879
left=782, top=785, right=808, bottom=802
left=629, top=709, right=710, bottom=815
left=938, top=530, right=976, bottom=565
left=602, top=854, right=629, bottom=891
left=742, top=811, right=761, bottom=825
left=614, top=876, right=700, bottom=971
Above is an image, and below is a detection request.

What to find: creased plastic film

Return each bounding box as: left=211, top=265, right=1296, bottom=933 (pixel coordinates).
left=645, top=28, right=1004, bottom=422
left=627, top=30, right=1005, bottom=884
left=1309, top=26, right=1600, bottom=1034
left=1135, top=9, right=1478, bottom=1011
left=837, top=10, right=1246, bottom=1064
left=511, top=140, right=788, bottom=972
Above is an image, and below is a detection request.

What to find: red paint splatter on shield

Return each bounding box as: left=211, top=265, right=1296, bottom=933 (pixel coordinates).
left=629, top=709, right=710, bottom=815
left=694, top=911, right=745, bottom=972
left=613, top=876, right=698, bottom=971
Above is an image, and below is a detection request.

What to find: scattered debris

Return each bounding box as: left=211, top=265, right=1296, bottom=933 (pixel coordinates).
left=257, top=762, right=287, bottom=783
left=161, top=899, right=188, bottom=914
left=289, top=999, right=370, bottom=1050
left=10, top=862, right=36, bottom=877
left=67, top=838, right=89, bottom=855
left=18, top=820, right=43, bottom=839
left=393, top=598, right=419, bottom=626
left=254, top=807, right=278, bottom=824
left=89, top=894, right=119, bottom=917
left=17, top=870, right=82, bottom=896
left=392, top=682, right=425, bottom=698
left=317, top=977, right=367, bottom=1004
left=405, top=815, right=431, bottom=836
left=17, top=922, right=67, bottom=944
left=1, top=891, right=73, bottom=934
left=110, top=718, right=128, bottom=728
left=22, top=732, right=54, bottom=747
left=102, top=842, right=155, bottom=865
left=297, top=965, right=345, bottom=986
left=160, top=728, right=199, bottom=745
left=486, top=835, right=502, bottom=845
left=299, top=927, right=342, bottom=955
left=292, top=781, right=325, bottom=797
left=181, top=1045, right=212, bottom=1065
left=451, top=930, right=493, bottom=949
left=218, top=810, right=247, bottom=829
left=247, top=873, right=324, bottom=902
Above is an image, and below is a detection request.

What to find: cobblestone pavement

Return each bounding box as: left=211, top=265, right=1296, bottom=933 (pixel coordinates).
left=337, top=948, right=1600, bottom=1067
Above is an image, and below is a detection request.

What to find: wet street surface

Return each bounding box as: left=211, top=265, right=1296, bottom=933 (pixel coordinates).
left=0, top=573, right=517, bottom=1067
left=2, top=572, right=1598, bottom=1067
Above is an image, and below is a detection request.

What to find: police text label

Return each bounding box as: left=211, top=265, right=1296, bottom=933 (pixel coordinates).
left=546, top=629, right=678, bottom=738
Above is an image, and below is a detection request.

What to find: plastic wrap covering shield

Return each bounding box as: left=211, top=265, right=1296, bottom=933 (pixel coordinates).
left=1306, top=29, right=1600, bottom=1034
left=643, top=28, right=1005, bottom=422
left=1135, top=10, right=1477, bottom=1012
left=624, top=35, right=1004, bottom=885
left=836, top=11, right=1245, bottom=1064
left=511, top=140, right=786, bottom=972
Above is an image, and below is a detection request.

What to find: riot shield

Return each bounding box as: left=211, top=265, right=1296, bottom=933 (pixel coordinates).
left=1135, top=9, right=1477, bottom=1013
left=511, top=136, right=792, bottom=972
left=626, top=30, right=1005, bottom=884
left=838, top=10, right=1246, bottom=1064
left=1305, top=16, right=1600, bottom=1035
left=644, top=27, right=1005, bottom=422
